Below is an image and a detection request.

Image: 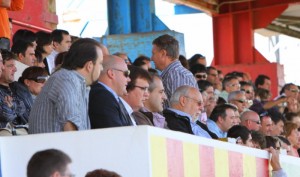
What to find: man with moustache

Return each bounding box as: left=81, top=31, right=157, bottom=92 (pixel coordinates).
left=29, top=38, right=103, bottom=134
left=163, top=85, right=211, bottom=138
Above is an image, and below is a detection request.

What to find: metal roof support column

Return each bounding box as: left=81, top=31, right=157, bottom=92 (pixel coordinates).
left=107, top=0, right=131, bottom=35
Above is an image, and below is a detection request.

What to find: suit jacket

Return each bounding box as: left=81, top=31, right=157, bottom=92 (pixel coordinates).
left=163, top=109, right=193, bottom=135
left=89, top=83, right=131, bottom=128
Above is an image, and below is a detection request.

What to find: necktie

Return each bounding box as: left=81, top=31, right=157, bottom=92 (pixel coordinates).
left=118, top=98, right=133, bottom=126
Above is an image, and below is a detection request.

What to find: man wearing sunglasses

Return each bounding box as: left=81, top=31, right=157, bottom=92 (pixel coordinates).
left=189, top=64, right=207, bottom=81
left=29, top=38, right=103, bottom=134
left=228, top=90, right=248, bottom=113
left=89, top=55, right=133, bottom=128
left=240, top=110, right=261, bottom=131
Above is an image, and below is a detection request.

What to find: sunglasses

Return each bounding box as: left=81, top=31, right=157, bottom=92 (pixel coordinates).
left=248, top=119, right=261, bottom=124
left=241, top=89, right=252, bottom=94
left=195, top=74, right=207, bottom=79
left=233, top=99, right=247, bottom=104
left=28, top=76, right=48, bottom=83
left=111, top=68, right=130, bottom=77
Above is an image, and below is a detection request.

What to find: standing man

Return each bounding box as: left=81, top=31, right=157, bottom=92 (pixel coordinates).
left=29, top=38, right=103, bottom=134
left=151, top=34, right=197, bottom=108
left=0, top=0, right=24, bottom=50
left=44, top=29, right=72, bottom=74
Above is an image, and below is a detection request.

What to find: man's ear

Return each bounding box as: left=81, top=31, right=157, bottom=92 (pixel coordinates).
left=83, top=60, right=93, bottom=73
left=18, top=53, right=24, bottom=61
left=53, top=41, right=60, bottom=49
left=24, top=79, right=30, bottom=87
left=50, top=171, right=61, bottom=177
left=179, top=96, right=186, bottom=106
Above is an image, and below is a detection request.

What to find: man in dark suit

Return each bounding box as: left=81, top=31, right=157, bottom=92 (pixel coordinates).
left=89, top=55, right=132, bottom=128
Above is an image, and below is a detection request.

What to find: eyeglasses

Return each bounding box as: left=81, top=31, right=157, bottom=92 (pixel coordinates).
left=288, top=89, right=299, bottom=93
left=228, top=83, right=240, bottom=87
left=28, top=76, right=49, bottom=83
left=208, top=73, right=217, bottom=77
left=111, top=68, right=130, bottom=77
left=248, top=119, right=261, bottom=124
left=195, top=74, right=207, bottom=79
left=184, top=96, right=203, bottom=106
left=134, top=85, right=149, bottom=92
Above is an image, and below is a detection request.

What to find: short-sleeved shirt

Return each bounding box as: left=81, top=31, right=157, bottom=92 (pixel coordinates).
left=161, top=60, right=198, bottom=108
left=29, top=68, right=91, bottom=134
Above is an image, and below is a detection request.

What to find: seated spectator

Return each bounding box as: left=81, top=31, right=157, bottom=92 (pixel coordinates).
left=269, top=110, right=285, bottom=136
left=121, top=65, right=152, bottom=125
left=219, top=76, right=240, bottom=102
left=11, top=40, right=35, bottom=81
left=240, top=110, right=261, bottom=131
left=240, top=81, right=255, bottom=101
left=227, top=125, right=253, bottom=147
left=233, top=109, right=241, bottom=125
left=213, top=69, right=223, bottom=95
left=163, top=85, right=211, bottom=138
left=251, top=131, right=266, bottom=149
left=133, top=55, right=151, bottom=70
left=228, top=90, right=248, bottom=113
left=190, top=64, right=207, bottom=81
left=265, top=136, right=281, bottom=151
left=17, top=66, right=48, bottom=101
left=132, top=73, right=168, bottom=128
left=12, top=29, right=37, bottom=49
left=284, top=122, right=299, bottom=157
left=259, top=111, right=273, bottom=136
left=206, top=103, right=237, bottom=138
left=0, top=49, right=27, bottom=128
left=188, top=53, right=206, bottom=68
left=113, top=52, right=131, bottom=65
left=27, top=149, right=73, bottom=177
left=35, top=30, right=53, bottom=61
left=85, top=169, right=121, bottom=177
left=206, top=66, right=218, bottom=90
left=255, top=74, right=271, bottom=91
left=178, top=55, right=188, bottom=69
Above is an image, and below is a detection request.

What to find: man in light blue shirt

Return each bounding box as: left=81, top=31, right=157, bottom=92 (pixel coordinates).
left=207, top=103, right=237, bottom=138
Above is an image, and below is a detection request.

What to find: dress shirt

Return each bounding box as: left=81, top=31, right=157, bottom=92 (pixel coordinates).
left=206, top=118, right=227, bottom=138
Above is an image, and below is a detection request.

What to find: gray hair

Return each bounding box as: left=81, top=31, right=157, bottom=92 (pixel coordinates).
left=228, top=90, right=244, bottom=102
left=170, top=85, right=193, bottom=106
left=240, top=109, right=257, bottom=122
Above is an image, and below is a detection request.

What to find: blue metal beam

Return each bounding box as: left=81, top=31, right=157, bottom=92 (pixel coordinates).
left=130, top=0, right=154, bottom=33
left=174, top=5, right=203, bottom=14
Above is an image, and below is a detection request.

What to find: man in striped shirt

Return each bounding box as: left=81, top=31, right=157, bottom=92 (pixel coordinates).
left=29, top=38, right=103, bottom=134
left=151, top=34, right=198, bottom=108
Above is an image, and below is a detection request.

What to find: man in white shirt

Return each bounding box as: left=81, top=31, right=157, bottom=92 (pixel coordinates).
left=45, top=29, right=71, bottom=74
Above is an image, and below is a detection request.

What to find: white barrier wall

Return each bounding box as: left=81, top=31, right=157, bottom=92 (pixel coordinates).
left=0, top=126, right=299, bottom=177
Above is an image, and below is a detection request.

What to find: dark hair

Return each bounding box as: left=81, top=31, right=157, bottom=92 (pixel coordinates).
left=206, top=66, right=217, bottom=74
left=133, top=55, right=150, bottom=67
left=225, top=71, right=244, bottom=79
left=85, top=169, right=121, bottom=177
left=1, top=49, right=16, bottom=63
left=240, top=81, right=253, bottom=88
left=189, top=64, right=206, bottom=75
left=51, top=29, right=69, bottom=43
left=210, top=103, right=237, bottom=122
left=34, top=50, right=43, bottom=63
left=227, top=125, right=251, bottom=144
left=268, top=110, right=285, bottom=124
left=197, top=80, right=213, bottom=93
left=251, top=131, right=266, bottom=149
left=27, top=149, right=71, bottom=177
left=265, top=136, right=279, bottom=149
left=36, top=31, right=53, bottom=54
left=178, top=55, right=188, bottom=69
left=55, top=51, right=67, bottom=67
left=284, top=112, right=300, bottom=122
left=61, top=38, right=101, bottom=70
left=148, top=73, right=161, bottom=92
left=19, top=66, right=48, bottom=84
left=126, top=65, right=152, bottom=92
left=12, top=29, right=36, bottom=45
left=148, top=68, right=158, bottom=75
left=222, top=76, right=238, bottom=90
left=255, top=75, right=270, bottom=88
left=188, top=53, right=205, bottom=68
left=152, top=34, right=179, bottom=60
left=11, top=40, right=34, bottom=57
left=280, top=83, right=296, bottom=95
left=254, top=88, right=270, bottom=100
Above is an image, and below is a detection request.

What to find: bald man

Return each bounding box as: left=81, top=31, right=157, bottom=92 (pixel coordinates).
left=240, top=110, right=261, bottom=131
